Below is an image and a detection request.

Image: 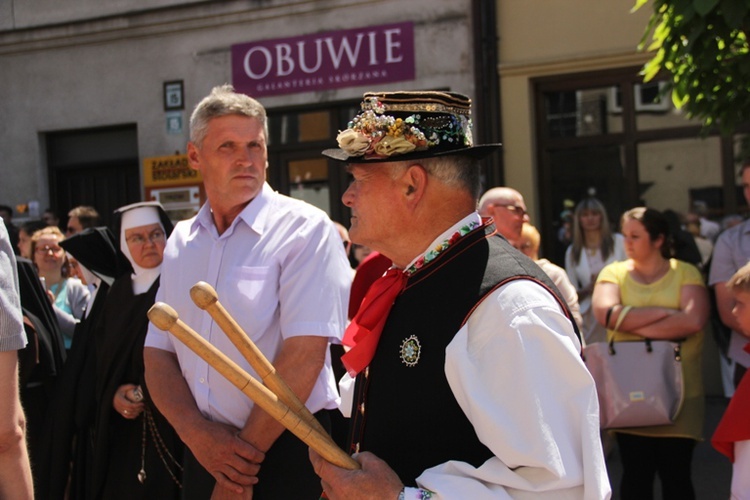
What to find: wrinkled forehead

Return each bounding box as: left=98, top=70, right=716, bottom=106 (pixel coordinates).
left=346, top=161, right=403, bottom=177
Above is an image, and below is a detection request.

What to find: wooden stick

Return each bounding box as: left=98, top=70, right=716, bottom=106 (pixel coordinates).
left=189, top=281, right=329, bottom=438
left=148, top=302, right=359, bottom=470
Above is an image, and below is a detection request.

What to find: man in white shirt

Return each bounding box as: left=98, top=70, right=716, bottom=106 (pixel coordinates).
left=709, top=162, right=750, bottom=391
left=144, top=85, right=351, bottom=499
left=311, top=91, right=610, bottom=499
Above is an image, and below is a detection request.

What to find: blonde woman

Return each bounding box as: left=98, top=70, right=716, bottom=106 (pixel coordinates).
left=565, top=197, right=625, bottom=344
left=30, top=226, right=89, bottom=348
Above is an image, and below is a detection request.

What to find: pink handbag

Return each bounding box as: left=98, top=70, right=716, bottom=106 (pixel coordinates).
left=583, top=306, right=685, bottom=429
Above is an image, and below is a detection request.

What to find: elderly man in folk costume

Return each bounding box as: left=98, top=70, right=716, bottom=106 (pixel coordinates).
left=311, top=91, right=611, bottom=499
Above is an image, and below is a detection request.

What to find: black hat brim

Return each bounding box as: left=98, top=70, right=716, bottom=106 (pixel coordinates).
left=322, top=143, right=502, bottom=164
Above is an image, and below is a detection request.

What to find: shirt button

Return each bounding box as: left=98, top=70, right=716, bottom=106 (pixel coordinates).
left=199, top=377, right=205, bottom=383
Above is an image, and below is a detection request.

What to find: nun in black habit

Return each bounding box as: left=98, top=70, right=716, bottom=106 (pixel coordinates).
left=91, top=201, right=183, bottom=499
left=14, top=255, right=66, bottom=493
left=36, top=226, right=127, bottom=499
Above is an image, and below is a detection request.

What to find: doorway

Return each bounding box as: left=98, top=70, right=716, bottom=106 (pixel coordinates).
left=47, top=125, right=140, bottom=229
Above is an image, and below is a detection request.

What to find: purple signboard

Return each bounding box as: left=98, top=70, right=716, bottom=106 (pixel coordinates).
left=231, top=22, right=415, bottom=97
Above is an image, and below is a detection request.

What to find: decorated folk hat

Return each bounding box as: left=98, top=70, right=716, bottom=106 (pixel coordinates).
left=322, top=91, right=501, bottom=163
left=323, top=91, right=500, bottom=163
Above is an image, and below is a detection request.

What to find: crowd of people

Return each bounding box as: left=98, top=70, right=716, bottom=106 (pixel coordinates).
left=490, top=189, right=749, bottom=498
left=0, top=201, right=187, bottom=498
left=1, top=85, right=748, bottom=500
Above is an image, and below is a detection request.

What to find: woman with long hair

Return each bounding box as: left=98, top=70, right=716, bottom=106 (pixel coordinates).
left=592, top=207, right=709, bottom=499
left=30, top=225, right=89, bottom=348
left=565, top=197, right=626, bottom=344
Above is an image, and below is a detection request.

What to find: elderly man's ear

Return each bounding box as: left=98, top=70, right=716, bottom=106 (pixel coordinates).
left=403, top=164, right=428, bottom=198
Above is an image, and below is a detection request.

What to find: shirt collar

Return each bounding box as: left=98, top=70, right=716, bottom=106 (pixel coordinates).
left=402, top=212, right=482, bottom=274
left=190, top=182, right=274, bottom=238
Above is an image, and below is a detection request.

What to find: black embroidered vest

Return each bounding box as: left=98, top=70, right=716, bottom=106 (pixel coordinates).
left=347, top=222, right=579, bottom=485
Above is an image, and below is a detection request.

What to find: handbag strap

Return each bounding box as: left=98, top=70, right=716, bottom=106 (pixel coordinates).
left=613, top=305, right=632, bottom=332
left=608, top=305, right=632, bottom=354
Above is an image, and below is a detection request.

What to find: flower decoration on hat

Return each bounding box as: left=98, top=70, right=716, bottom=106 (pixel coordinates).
left=335, top=94, right=473, bottom=160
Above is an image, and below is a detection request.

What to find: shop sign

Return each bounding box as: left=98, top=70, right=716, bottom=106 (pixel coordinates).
left=231, top=22, right=414, bottom=97
left=143, top=154, right=202, bottom=187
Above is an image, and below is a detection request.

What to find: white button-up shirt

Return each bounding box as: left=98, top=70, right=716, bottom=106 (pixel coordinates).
left=145, top=183, right=351, bottom=429
left=402, top=214, right=610, bottom=499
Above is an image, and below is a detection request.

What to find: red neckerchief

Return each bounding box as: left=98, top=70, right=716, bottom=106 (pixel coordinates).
left=341, top=268, right=407, bottom=376
left=341, top=218, right=485, bottom=376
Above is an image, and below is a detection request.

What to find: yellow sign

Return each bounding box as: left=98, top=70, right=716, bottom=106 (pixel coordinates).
left=143, top=154, right=203, bottom=187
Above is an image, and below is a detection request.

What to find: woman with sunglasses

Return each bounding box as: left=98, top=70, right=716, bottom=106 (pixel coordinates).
left=30, top=226, right=89, bottom=349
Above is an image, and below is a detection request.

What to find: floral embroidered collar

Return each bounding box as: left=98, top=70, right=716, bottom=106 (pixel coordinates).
left=403, top=214, right=482, bottom=276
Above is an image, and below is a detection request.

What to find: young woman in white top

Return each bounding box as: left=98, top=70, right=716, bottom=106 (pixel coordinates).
left=564, top=197, right=625, bottom=344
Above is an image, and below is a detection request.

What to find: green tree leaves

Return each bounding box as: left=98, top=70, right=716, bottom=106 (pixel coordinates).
left=635, top=0, right=750, bottom=134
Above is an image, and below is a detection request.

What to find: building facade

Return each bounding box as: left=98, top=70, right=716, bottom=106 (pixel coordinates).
left=0, top=0, right=499, bottom=228
left=1, top=0, right=747, bottom=255
left=499, top=0, right=749, bottom=262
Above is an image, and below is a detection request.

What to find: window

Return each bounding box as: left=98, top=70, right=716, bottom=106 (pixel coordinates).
left=609, top=81, right=670, bottom=113
left=534, top=67, right=747, bottom=265
left=544, top=87, right=622, bottom=138
left=266, top=99, right=359, bottom=221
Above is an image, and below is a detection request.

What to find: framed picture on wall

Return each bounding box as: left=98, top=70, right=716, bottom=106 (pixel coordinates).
left=163, top=80, right=184, bottom=111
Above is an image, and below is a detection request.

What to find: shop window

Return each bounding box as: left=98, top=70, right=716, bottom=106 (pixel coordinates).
left=609, top=81, right=671, bottom=113
left=288, top=158, right=330, bottom=214
left=289, top=158, right=328, bottom=183
left=544, top=87, right=622, bottom=138
left=534, top=67, right=748, bottom=265
left=544, top=91, right=577, bottom=138
left=298, top=111, right=330, bottom=142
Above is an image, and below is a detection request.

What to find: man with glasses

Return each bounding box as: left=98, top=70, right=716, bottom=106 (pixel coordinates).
left=478, top=187, right=529, bottom=244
